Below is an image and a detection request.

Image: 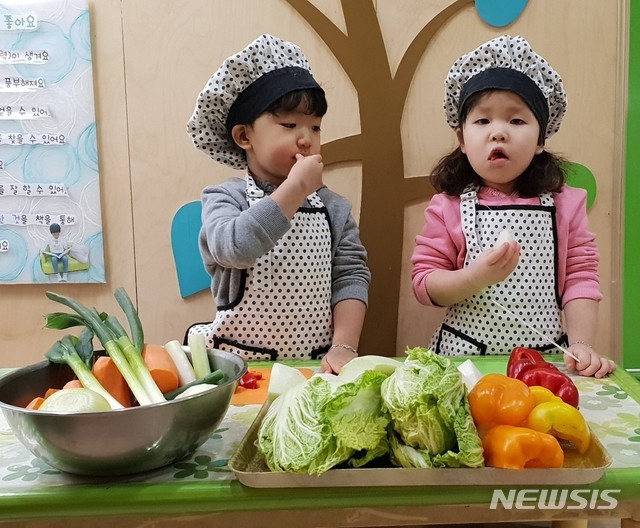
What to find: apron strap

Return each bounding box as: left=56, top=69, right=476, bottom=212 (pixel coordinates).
left=246, top=175, right=265, bottom=204
left=460, top=186, right=481, bottom=261
left=539, top=192, right=553, bottom=206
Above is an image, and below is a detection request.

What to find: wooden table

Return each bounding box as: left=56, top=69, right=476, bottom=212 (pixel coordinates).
left=1, top=358, right=639, bottom=527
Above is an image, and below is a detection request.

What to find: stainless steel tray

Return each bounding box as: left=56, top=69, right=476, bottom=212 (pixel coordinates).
left=229, top=401, right=612, bottom=488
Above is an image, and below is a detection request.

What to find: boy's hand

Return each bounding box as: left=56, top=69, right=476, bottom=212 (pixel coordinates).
left=320, top=346, right=357, bottom=374
left=270, top=153, right=324, bottom=220
left=288, top=153, right=323, bottom=196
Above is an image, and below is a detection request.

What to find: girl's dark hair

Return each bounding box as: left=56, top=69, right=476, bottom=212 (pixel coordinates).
left=264, top=88, right=327, bottom=118
left=432, top=89, right=567, bottom=197
left=430, top=148, right=567, bottom=197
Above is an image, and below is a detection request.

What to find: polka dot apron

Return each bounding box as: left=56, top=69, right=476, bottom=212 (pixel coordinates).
left=203, top=175, right=333, bottom=361
left=429, top=186, right=566, bottom=356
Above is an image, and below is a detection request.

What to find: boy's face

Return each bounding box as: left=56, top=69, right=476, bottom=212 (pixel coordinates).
left=52, top=232, right=60, bottom=239
left=457, top=90, right=543, bottom=195
left=235, top=104, right=322, bottom=186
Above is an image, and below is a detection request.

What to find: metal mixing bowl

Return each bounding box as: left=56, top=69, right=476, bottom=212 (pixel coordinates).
left=0, top=348, right=247, bottom=476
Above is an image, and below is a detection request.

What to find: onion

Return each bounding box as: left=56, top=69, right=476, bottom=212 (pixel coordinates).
left=495, top=228, right=516, bottom=247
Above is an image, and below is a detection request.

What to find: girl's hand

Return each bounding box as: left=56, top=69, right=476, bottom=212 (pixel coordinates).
left=468, top=241, right=520, bottom=290
left=320, top=346, right=357, bottom=374
left=564, top=342, right=616, bottom=378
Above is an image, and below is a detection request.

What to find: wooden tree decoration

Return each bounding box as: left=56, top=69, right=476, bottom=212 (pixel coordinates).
left=286, top=0, right=472, bottom=354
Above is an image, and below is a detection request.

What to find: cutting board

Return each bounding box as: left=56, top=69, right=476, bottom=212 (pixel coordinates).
left=231, top=367, right=314, bottom=405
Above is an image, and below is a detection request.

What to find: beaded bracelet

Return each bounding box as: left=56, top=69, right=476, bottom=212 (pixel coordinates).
left=569, top=340, right=593, bottom=349
left=328, top=343, right=358, bottom=355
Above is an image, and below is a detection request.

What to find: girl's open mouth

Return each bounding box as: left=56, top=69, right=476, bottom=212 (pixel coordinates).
left=488, top=148, right=508, bottom=161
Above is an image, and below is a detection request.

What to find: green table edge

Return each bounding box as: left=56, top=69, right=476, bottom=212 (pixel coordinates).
left=1, top=358, right=639, bottom=521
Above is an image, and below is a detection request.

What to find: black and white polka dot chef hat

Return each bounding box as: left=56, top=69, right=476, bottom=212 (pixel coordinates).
left=444, top=35, right=567, bottom=140
left=187, top=34, right=323, bottom=169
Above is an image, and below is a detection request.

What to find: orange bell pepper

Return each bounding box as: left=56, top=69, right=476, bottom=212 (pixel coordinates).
left=468, top=373, right=537, bottom=433
left=526, top=400, right=591, bottom=454
left=482, top=425, right=564, bottom=469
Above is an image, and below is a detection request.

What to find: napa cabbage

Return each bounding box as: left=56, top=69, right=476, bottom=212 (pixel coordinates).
left=257, top=350, right=483, bottom=474
left=257, top=368, right=392, bottom=474
left=381, top=347, right=484, bottom=468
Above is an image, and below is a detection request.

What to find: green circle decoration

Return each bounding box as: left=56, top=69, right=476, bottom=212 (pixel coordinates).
left=564, top=162, right=597, bottom=210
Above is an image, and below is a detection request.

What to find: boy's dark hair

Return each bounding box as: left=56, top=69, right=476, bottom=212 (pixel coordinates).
left=432, top=89, right=567, bottom=197
left=49, top=223, right=61, bottom=234
left=264, top=88, right=327, bottom=118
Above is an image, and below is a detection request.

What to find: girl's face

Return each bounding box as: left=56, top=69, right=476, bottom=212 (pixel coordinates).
left=235, top=105, right=322, bottom=186
left=457, top=90, right=544, bottom=194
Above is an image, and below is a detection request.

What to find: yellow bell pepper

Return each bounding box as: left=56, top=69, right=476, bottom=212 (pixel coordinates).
left=482, top=425, right=564, bottom=469
left=529, top=385, right=562, bottom=405
left=526, top=400, right=591, bottom=454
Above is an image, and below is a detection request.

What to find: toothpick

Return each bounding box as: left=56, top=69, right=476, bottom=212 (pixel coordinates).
left=489, top=298, right=581, bottom=362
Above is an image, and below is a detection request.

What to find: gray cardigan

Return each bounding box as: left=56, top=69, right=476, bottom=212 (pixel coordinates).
left=199, top=177, right=370, bottom=309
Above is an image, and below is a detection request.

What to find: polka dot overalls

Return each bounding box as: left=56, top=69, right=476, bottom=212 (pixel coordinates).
left=197, top=176, right=333, bottom=361
left=429, top=186, right=565, bottom=356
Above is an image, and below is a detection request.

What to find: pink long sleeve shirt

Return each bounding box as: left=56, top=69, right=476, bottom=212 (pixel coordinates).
left=411, top=185, right=602, bottom=307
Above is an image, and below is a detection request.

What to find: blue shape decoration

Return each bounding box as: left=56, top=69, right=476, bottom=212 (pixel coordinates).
left=171, top=201, right=210, bottom=298
left=475, top=0, right=529, bottom=27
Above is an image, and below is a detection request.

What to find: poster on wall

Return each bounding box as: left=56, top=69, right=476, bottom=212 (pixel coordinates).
left=0, top=0, right=105, bottom=284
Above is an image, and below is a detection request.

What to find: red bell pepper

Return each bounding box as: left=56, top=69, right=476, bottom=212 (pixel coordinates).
left=519, top=367, right=580, bottom=408
left=507, top=347, right=558, bottom=379
left=239, top=371, right=259, bottom=389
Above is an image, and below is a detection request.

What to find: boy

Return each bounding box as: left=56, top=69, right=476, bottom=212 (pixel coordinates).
left=187, top=34, right=370, bottom=373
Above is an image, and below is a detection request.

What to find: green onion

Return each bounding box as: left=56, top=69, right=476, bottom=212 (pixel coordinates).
left=114, top=287, right=144, bottom=353
left=45, top=291, right=164, bottom=406
left=163, top=369, right=225, bottom=400
left=45, top=336, right=124, bottom=410
left=188, top=333, right=211, bottom=380
left=164, top=339, right=197, bottom=385
left=44, top=311, right=108, bottom=331
left=106, top=315, right=164, bottom=402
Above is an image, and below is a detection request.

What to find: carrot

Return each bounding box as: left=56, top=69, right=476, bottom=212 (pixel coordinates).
left=29, top=380, right=85, bottom=409
left=26, top=396, right=45, bottom=410
left=44, top=388, right=59, bottom=399
left=92, top=355, right=133, bottom=407
left=142, top=343, right=180, bottom=393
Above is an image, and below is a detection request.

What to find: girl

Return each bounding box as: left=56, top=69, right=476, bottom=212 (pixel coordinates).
left=187, top=34, right=370, bottom=374
left=411, top=35, right=614, bottom=378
